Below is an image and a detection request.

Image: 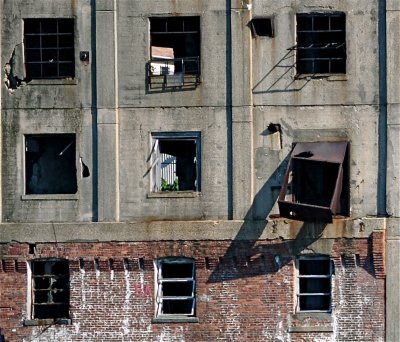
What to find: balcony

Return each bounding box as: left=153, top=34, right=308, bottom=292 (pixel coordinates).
left=147, top=57, right=200, bottom=92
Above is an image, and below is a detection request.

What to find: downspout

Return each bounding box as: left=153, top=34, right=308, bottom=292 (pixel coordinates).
left=226, top=0, right=233, bottom=219
left=377, top=0, right=387, bottom=217
left=91, top=0, right=98, bottom=221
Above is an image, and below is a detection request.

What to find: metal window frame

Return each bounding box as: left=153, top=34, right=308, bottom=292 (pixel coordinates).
left=30, top=258, right=70, bottom=320
left=155, top=258, right=196, bottom=318
left=295, top=12, right=346, bottom=74
left=24, top=18, right=75, bottom=79
left=295, top=256, right=333, bottom=313
left=278, top=141, right=348, bottom=222
left=150, top=132, right=201, bottom=193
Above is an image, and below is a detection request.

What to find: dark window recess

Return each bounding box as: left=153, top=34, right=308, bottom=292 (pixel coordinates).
left=31, top=259, right=69, bottom=319
left=296, top=12, right=346, bottom=74
left=297, top=257, right=332, bottom=312
left=24, top=18, right=75, bottom=79
left=150, top=133, right=200, bottom=192
left=156, top=259, right=195, bottom=317
left=278, top=141, right=349, bottom=222
left=25, top=134, right=77, bottom=195
left=250, top=18, right=274, bottom=37
left=148, top=17, right=200, bottom=90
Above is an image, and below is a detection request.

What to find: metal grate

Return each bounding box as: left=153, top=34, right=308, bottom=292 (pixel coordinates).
left=24, top=18, right=75, bottom=79
left=296, top=13, right=346, bottom=74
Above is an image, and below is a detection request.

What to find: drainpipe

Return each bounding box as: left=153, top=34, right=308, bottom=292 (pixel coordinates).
left=226, top=0, right=233, bottom=219
left=377, top=0, right=387, bottom=217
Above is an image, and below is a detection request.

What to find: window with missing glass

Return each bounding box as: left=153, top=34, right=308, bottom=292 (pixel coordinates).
left=296, top=12, right=346, bottom=74
left=24, top=18, right=75, bottom=79
left=30, top=259, right=70, bottom=320
left=155, top=258, right=196, bottom=319
left=296, top=256, right=333, bottom=312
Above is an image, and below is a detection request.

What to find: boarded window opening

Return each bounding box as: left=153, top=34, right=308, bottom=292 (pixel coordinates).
left=150, top=133, right=201, bottom=192
left=25, top=134, right=77, bottom=195
left=31, top=259, right=69, bottom=319
left=250, top=18, right=274, bottom=37
left=297, top=257, right=332, bottom=312
left=24, top=18, right=75, bottom=79
left=278, top=141, right=349, bottom=222
left=156, top=258, right=195, bottom=317
left=296, top=12, right=346, bottom=74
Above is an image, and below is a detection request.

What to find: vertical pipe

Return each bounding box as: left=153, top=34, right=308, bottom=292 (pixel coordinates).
left=226, top=0, right=233, bottom=219
left=91, top=0, right=98, bottom=221
left=378, top=0, right=387, bottom=216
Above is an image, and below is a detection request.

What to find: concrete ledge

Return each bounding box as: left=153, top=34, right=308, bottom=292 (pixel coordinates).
left=152, top=317, right=199, bottom=324
left=0, top=217, right=386, bottom=243
left=288, top=326, right=333, bottom=333
left=23, top=318, right=72, bottom=326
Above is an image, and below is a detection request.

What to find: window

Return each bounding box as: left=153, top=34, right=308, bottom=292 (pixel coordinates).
left=296, top=256, right=333, bottom=312
left=296, top=12, right=346, bottom=74
left=250, top=18, right=274, bottom=37
left=278, top=141, right=349, bottom=222
left=150, top=132, right=201, bottom=192
left=148, top=17, right=200, bottom=89
left=30, top=259, right=70, bottom=320
left=155, top=258, right=196, bottom=318
left=25, top=134, right=77, bottom=195
left=24, top=18, right=75, bottom=79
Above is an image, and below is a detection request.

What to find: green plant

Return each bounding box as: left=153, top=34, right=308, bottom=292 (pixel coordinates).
left=161, top=178, right=179, bottom=191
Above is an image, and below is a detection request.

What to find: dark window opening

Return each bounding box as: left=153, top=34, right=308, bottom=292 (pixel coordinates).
left=156, top=259, right=195, bottom=317
left=25, top=134, right=77, bottom=195
left=250, top=18, right=274, bottom=37
left=24, top=18, right=75, bottom=79
left=31, top=259, right=69, bottom=320
left=296, top=13, right=346, bottom=74
left=297, top=257, right=332, bottom=312
left=148, top=17, right=200, bottom=89
left=278, top=141, right=349, bottom=222
left=150, top=133, right=200, bottom=192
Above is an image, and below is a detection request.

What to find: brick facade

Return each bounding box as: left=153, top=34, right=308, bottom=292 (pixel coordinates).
left=0, top=237, right=385, bottom=342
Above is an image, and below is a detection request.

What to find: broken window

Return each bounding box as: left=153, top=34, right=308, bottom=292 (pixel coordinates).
left=150, top=133, right=200, bottom=192
left=155, top=258, right=196, bottom=317
left=250, top=18, right=274, bottom=37
left=296, top=13, right=346, bottom=74
left=148, top=17, right=200, bottom=89
left=278, top=141, right=349, bottom=222
left=30, top=259, right=70, bottom=320
left=25, top=134, right=77, bottom=195
left=24, top=18, right=75, bottom=79
left=296, top=256, right=333, bottom=312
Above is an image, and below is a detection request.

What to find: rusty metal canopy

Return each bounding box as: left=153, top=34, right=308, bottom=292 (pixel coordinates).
left=291, top=141, right=348, bottom=164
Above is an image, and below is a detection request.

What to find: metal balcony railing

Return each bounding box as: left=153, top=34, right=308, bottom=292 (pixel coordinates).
left=147, top=56, right=200, bottom=91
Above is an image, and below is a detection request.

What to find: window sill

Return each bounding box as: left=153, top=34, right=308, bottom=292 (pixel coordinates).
left=294, top=74, right=348, bottom=81
left=152, top=316, right=199, bottom=324
left=21, top=194, right=78, bottom=201
left=23, top=318, right=72, bottom=326
left=288, top=312, right=332, bottom=333
left=27, top=78, right=77, bottom=86
left=147, top=192, right=200, bottom=199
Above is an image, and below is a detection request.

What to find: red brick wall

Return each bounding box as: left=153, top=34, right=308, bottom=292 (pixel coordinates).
left=0, top=237, right=385, bottom=341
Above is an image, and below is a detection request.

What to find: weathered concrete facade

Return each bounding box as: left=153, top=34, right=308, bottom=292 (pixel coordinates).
left=0, top=0, right=392, bottom=341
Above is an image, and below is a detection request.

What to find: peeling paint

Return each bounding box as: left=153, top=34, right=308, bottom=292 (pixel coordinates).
left=3, top=44, right=26, bottom=92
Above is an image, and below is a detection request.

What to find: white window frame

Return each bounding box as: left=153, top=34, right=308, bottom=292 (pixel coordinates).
left=149, top=132, right=201, bottom=193
left=295, top=255, right=333, bottom=313
left=155, top=258, right=196, bottom=318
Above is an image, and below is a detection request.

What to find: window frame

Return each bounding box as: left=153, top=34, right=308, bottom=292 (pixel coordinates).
left=149, top=132, right=201, bottom=194
left=148, top=16, right=201, bottom=90
left=295, top=256, right=333, bottom=313
left=26, top=258, right=70, bottom=325
left=23, top=18, right=75, bottom=79
left=295, top=12, right=346, bottom=75
left=154, top=258, right=196, bottom=321
left=24, top=133, right=78, bottom=196
left=278, top=141, right=349, bottom=222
